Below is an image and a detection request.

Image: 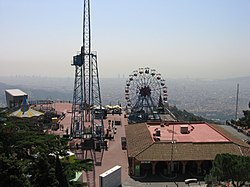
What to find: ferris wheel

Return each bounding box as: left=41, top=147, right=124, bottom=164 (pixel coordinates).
left=125, top=67, right=168, bottom=123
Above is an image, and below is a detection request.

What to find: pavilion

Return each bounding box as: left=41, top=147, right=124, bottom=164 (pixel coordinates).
left=125, top=122, right=250, bottom=177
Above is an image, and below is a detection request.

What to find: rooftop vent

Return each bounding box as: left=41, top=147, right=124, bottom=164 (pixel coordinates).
left=154, top=128, right=161, bottom=136
left=180, top=125, right=189, bottom=134
left=153, top=137, right=160, bottom=142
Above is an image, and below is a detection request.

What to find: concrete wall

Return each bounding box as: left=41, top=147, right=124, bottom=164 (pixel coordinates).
left=99, top=165, right=121, bottom=187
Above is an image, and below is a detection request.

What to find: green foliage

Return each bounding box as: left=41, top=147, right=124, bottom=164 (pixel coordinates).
left=169, top=105, right=214, bottom=123
left=0, top=154, right=29, bottom=187
left=30, top=153, right=59, bottom=187
left=207, top=153, right=250, bottom=187
left=55, top=155, right=68, bottom=187
left=231, top=104, right=250, bottom=128
left=65, top=159, right=93, bottom=173
left=0, top=108, right=93, bottom=187
left=237, top=110, right=250, bottom=128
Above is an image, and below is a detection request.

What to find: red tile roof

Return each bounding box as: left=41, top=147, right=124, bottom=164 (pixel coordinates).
left=125, top=123, right=250, bottom=162
left=136, top=142, right=242, bottom=161
left=125, top=123, right=153, bottom=157
left=147, top=123, right=230, bottom=143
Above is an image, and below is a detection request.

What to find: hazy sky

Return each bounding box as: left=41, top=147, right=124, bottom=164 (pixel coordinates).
left=0, top=0, right=249, bottom=79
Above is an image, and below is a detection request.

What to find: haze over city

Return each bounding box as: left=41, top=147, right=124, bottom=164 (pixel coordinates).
left=1, top=1, right=250, bottom=186
left=0, top=0, right=249, bottom=79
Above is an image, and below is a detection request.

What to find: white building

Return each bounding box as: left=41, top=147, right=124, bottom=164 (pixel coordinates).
left=5, top=89, right=28, bottom=108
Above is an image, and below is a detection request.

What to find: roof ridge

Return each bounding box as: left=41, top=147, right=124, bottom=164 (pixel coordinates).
left=125, top=123, right=154, bottom=157
left=209, top=124, right=250, bottom=148
left=134, top=142, right=154, bottom=158
left=208, top=123, right=232, bottom=142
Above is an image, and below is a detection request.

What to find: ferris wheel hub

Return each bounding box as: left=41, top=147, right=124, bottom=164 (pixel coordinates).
left=140, top=86, right=151, bottom=97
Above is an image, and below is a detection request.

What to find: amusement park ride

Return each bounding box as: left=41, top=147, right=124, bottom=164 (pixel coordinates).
left=71, top=0, right=103, bottom=141
left=70, top=0, right=104, bottom=174
left=69, top=0, right=173, bottom=185
left=125, top=67, right=170, bottom=123
left=70, top=0, right=104, bottom=186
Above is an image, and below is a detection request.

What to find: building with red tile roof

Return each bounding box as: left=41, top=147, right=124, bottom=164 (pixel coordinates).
left=125, top=122, right=250, bottom=177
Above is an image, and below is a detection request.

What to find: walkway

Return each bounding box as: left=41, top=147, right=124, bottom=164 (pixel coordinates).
left=52, top=103, right=207, bottom=187
left=95, top=114, right=129, bottom=187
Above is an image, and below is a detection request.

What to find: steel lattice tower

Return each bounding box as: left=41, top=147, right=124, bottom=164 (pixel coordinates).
left=71, top=0, right=104, bottom=141
left=71, top=54, right=84, bottom=138
left=82, top=0, right=91, bottom=123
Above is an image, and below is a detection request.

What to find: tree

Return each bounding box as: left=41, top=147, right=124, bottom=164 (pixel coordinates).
left=231, top=103, right=250, bottom=128
left=0, top=154, right=29, bottom=187
left=238, top=110, right=250, bottom=128
left=207, top=153, right=250, bottom=187
left=62, top=157, right=93, bottom=187
left=55, top=155, right=68, bottom=187
left=0, top=108, right=92, bottom=186
left=29, top=153, right=59, bottom=187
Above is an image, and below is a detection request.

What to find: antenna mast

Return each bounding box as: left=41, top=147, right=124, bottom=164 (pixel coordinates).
left=82, top=0, right=91, bottom=122
left=235, top=83, right=239, bottom=121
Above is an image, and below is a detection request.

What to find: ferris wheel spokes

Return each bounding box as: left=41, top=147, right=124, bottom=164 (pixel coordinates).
left=125, top=67, right=168, bottom=123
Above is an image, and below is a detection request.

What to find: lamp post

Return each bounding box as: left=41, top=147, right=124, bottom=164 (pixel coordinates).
left=170, top=123, right=175, bottom=175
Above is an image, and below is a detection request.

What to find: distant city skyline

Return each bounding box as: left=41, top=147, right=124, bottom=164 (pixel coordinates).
left=0, top=0, right=249, bottom=79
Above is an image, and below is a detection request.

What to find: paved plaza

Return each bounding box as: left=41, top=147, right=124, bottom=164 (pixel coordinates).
left=52, top=103, right=207, bottom=187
